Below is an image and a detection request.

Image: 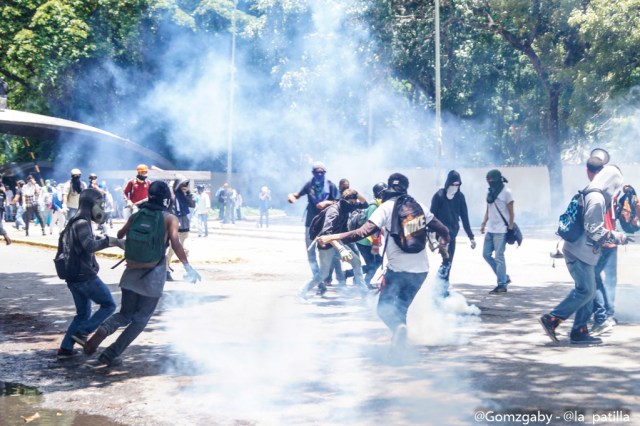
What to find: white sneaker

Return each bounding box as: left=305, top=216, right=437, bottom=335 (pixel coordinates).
left=591, top=318, right=615, bottom=336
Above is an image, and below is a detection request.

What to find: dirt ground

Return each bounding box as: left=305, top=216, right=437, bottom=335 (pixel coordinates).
left=1, top=219, right=639, bottom=425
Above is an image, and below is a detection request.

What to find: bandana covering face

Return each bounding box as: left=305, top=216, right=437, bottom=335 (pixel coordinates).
left=486, top=169, right=506, bottom=203
left=446, top=186, right=459, bottom=200
left=310, top=173, right=330, bottom=205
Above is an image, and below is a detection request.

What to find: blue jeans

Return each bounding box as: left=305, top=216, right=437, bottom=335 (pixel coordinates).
left=99, top=288, right=160, bottom=362
left=357, top=243, right=382, bottom=286
left=551, top=258, right=596, bottom=332
left=197, top=213, right=209, bottom=236
left=593, top=247, right=617, bottom=324
left=483, top=232, right=508, bottom=287
left=378, top=269, right=428, bottom=332
left=61, top=277, right=116, bottom=351
left=15, top=205, right=25, bottom=229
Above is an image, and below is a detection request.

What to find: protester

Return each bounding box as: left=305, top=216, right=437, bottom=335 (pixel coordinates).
left=287, top=161, right=339, bottom=283
left=480, top=169, right=515, bottom=294
left=318, top=173, right=450, bottom=347
left=299, top=188, right=369, bottom=299
left=195, top=184, right=210, bottom=237
left=215, top=183, right=228, bottom=221
left=258, top=186, right=271, bottom=228
left=82, top=181, right=201, bottom=367
left=539, top=165, right=630, bottom=345
left=353, top=182, right=386, bottom=288
left=166, top=175, right=195, bottom=281
left=430, top=170, right=475, bottom=296
left=56, top=189, right=122, bottom=360
left=22, top=175, right=46, bottom=237
left=0, top=183, right=11, bottom=245
left=63, top=169, right=86, bottom=221
left=12, top=180, right=25, bottom=231
left=123, top=164, right=151, bottom=218
left=51, top=184, right=66, bottom=235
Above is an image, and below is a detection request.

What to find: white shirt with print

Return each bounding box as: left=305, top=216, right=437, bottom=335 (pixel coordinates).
left=368, top=197, right=432, bottom=273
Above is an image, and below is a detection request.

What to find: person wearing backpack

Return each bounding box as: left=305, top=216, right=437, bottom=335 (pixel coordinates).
left=299, top=188, right=368, bottom=299
left=317, top=173, right=450, bottom=347
left=82, top=181, right=201, bottom=367
left=353, top=182, right=387, bottom=288
left=430, top=170, right=476, bottom=296
left=540, top=164, right=631, bottom=345
left=56, top=188, right=123, bottom=360
left=480, top=169, right=515, bottom=295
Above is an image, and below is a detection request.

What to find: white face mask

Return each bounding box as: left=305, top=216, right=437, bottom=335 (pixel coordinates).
left=446, top=185, right=459, bottom=200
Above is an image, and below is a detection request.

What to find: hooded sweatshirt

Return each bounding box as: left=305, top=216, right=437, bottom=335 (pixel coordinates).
left=430, top=170, right=474, bottom=240
left=563, top=165, right=623, bottom=265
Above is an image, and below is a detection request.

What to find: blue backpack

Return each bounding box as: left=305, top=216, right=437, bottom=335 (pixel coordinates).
left=557, top=188, right=603, bottom=242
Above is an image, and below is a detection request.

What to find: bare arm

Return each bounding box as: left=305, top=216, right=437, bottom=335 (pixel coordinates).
left=480, top=205, right=489, bottom=234
left=507, top=201, right=515, bottom=230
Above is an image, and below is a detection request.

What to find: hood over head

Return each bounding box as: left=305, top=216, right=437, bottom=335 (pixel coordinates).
left=444, top=170, right=461, bottom=189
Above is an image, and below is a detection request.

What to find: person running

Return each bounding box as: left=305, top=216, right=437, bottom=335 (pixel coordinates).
left=56, top=189, right=122, bottom=360
left=82, top=181, right=201, bottom=367
left=318, top=173, right=450, bottom=346
left=430, top=170, right=475, bottom=296
left=539, top=165, right=630, bottom=345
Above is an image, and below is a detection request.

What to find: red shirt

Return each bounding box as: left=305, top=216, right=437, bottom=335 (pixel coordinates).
left=123, top=179, right=150, bottom=204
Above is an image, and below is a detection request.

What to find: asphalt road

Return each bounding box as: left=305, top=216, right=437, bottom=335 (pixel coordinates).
left=0, top=220, right=639, bottom=425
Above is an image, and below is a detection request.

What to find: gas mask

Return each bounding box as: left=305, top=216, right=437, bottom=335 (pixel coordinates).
left=91, top=199, right=107, bottom=224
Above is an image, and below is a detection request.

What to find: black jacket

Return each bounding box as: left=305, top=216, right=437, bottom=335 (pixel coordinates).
left=68, top=218, right=109, bottom=282
left=430, top=171, right=474, bottom=240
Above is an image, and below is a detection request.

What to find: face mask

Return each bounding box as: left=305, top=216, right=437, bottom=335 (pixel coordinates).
left=312, top=171, right=325, bottom=179
left=91, top=200, right=106, bottom=224
left=137, top=174, right=147, bottom=181
left=446, top=185, right=459, bottom=200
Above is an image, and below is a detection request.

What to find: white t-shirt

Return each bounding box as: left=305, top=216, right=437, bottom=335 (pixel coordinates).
left=368, top=197, right=433, bottom=273
left=486, top=187, right=514, bottom=234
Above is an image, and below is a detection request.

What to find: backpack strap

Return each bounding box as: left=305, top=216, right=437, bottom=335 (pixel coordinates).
left=492, top=203, right=510, bottom=228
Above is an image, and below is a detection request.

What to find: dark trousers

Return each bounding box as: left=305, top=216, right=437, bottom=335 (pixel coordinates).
left=99, top=288, right=160, bottom=362
left=24, top=206, right=45, bottom=234
left=377, top=269, right=428, bottom=332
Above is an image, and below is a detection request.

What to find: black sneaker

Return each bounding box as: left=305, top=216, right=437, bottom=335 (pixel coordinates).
left=316, top=284, right=327, bottom=297
left=489, top=286, right=507, bottom=294
left=570, top=326, right=602, bottom=345
left=166, top=272, right=174, bottom=282
left=87, top=354, right=123, bottom=369
left=56, top=348, right=80, bottom=360
left=539, top=314, right=561, bottom=343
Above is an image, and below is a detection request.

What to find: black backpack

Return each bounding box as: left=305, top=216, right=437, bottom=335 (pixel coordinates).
left=557, top=188, right=604, bottom=242
left=389, top=195, right=427, bottom=253
left=53, top=219, right=81, bottom=281
left=616, top=186, right=640, bottom=234
left=308, top=204, right=334, bottom=241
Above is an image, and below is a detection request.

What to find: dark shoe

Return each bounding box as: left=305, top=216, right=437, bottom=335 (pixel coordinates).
left=316, top=284, right=327, bottom=296
left=71, top=333, right=88, bottom=350
left=87, top=354, right=123, bottom=369
left=166, top=272, right=174, bottom=282
left=539, top=314, right=562, bottom=343
left=57, top=348, right=80, bottom=360
left=42, top=229, right=46, bottom=236
left=4, top=235, right=11, bottom=245
left=489, top=286, right=507, bottom=294
left=570, top=326, right=602, bottom=345
left=84, top=327, right=108, bottom=355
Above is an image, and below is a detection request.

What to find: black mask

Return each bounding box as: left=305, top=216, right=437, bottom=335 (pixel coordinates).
left=137, top=174, right=147, bottom=181
left=339, top=198, right=357, bottom=213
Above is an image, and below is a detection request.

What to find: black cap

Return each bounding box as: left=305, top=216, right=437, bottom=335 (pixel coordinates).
left=387, top=173, right=409, bottom=193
